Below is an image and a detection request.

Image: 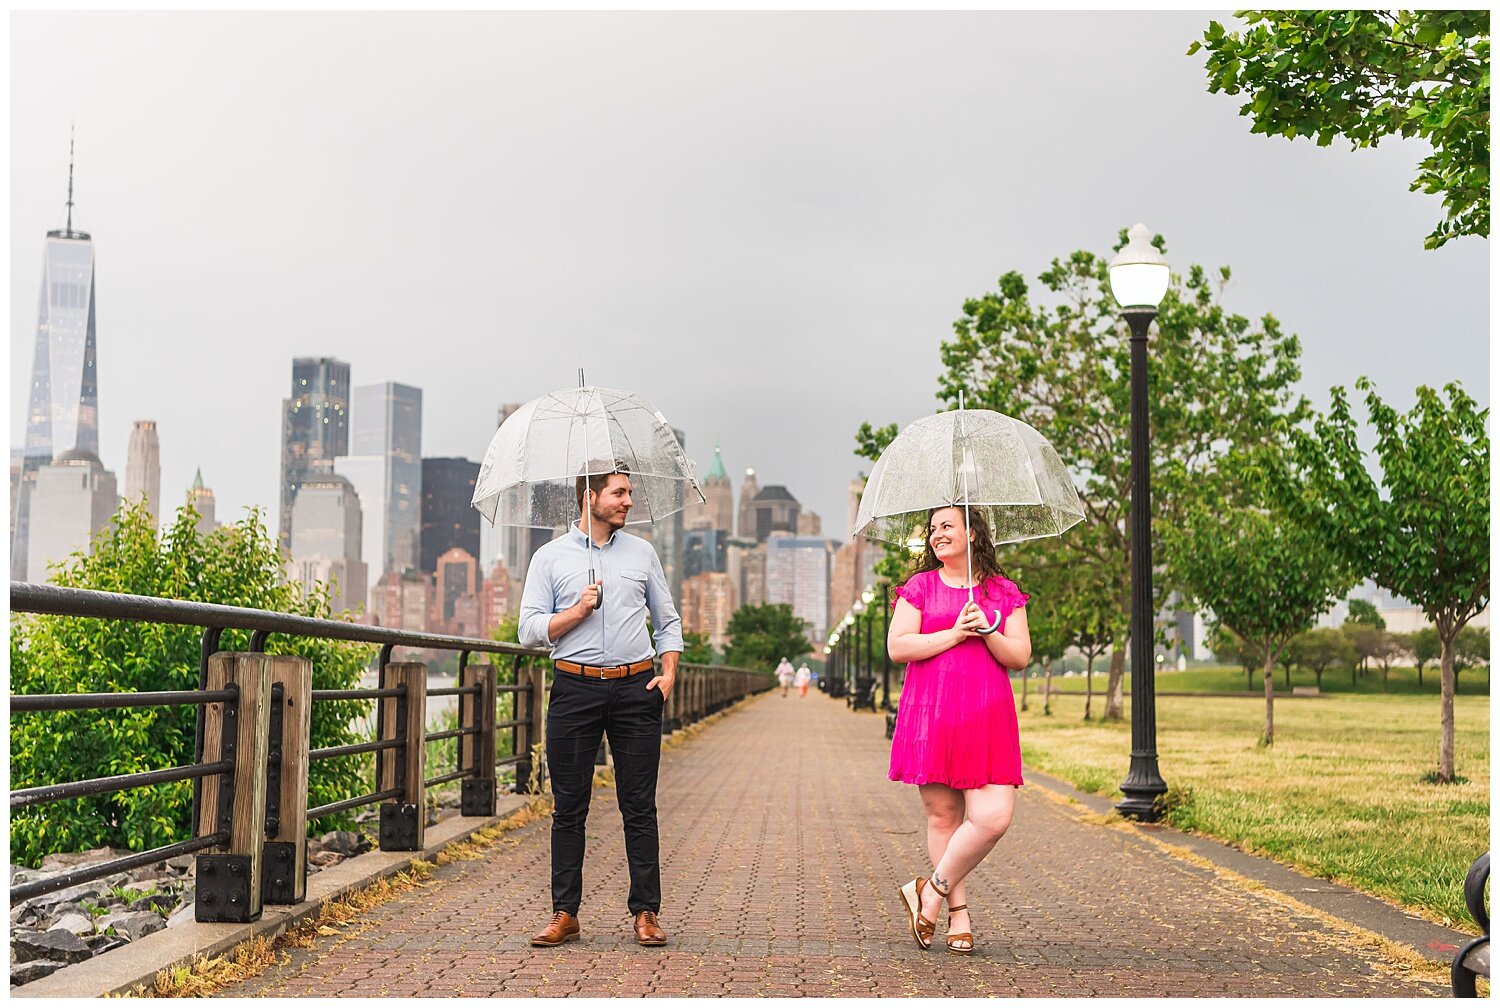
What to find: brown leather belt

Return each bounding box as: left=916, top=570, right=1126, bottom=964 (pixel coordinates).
left=554, top=658, right=655, bottom=680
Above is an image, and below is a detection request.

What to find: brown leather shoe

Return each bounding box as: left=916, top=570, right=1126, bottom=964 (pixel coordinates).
left=531, top=910, right=580, bottom=947
left=633, top=910, right=667, bottom=946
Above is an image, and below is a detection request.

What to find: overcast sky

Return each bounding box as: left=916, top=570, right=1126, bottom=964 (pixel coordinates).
left=10, top=11, right=1489, bottom=542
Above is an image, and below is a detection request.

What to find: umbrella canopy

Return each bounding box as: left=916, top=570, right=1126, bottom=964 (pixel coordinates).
left=471, top=384, right=705, bottom=530
left=853, top=406, right=1084, bottom=550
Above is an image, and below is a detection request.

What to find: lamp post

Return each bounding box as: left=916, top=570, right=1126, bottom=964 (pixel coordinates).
left=879, top=583, right=894, bottom=710
left=1109, top=222, right=1171, bottom=822
left=853, top=594, right=871, bottom=711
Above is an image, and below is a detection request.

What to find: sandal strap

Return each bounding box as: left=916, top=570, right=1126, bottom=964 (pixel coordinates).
left=948, top=904, right=968, bottom=912
left=928, top=877, right=951, bottom=899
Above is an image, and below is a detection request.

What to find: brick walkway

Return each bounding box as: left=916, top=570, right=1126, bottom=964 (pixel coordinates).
left=223, top=690, right=1447, bottom=997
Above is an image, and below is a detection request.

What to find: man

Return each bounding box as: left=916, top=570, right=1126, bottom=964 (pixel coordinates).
left=518, top=470, right=682, bottom=949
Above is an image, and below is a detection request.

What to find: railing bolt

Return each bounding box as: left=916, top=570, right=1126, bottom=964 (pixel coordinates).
left=202, top=892, right=217, bottom=905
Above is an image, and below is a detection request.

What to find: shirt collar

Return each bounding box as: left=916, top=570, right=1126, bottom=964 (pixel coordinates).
left=570, top=522, right=618, bottom=549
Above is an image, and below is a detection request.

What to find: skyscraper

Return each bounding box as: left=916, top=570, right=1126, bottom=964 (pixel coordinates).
left=279, top=357, right=351, bottom=552
left=188, top=468, right=219, bottom=536
left=745, top=485, right=800, bottom=543
left=334, top=381, right=422, bottom=595
left=27, top=450, right=117, bottom=584
left=690, top=445, right=734, bottom=534
left=736, top=468, right=760, bottom=543
left=288, top=473, right=367, bottom=614
left=125, top=420, right=161, bottom=527
left=15, top=137, right=100, bottom=577
left=766, top=535, right=831, bottom=642
left=420, top=457, right=480, bottom=575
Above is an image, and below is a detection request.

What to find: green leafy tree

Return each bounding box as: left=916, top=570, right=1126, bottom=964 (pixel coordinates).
left=1275, top=379, right=1488, bottom=782
left=681, top=631, right=717, bottom=666
left=1190, top=10, right=1490, bottom=249
left=857, top=234, right=1312, bottom=722
left=1453, top=625, right=1490, bottom=688
left=723, top=603, right=812, bottom=670
left=1344, top=621, right=1387, bottom=684
left=1207, top=624, right=1257, bottom=691
left=1408, top=626, right=1443, bottom=687
left=1167, top=462, right=1357, bottom=746
left=1288, top=626, right=1357, bottom=691
left=10, top=501, right=371, bottom=867
left=1345, top=598, right=1386, bottom=629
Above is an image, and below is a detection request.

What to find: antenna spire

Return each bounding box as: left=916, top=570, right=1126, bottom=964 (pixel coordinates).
left=65, top=124, right=76, bottom=234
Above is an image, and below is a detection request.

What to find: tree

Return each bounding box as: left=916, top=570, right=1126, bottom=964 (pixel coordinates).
left=1368, top=630, right=1406, bottom=692
left=10, top=501, right=370, bottom=867
left=723, top=603, right=812, bottom=670
left=1344, top=621, right=1387, bottom=684
left=1288, top=627, right=1357, bottom=691
left=681, top=631, right=717, bottom=666
left=1345, top=598, right=1386, bottom=628
left=1190, top=10, right=1490, bottom=249
left=1207, top=624, right=1257, bottom=691
left=859, top=233, right=1312, bottom=722
left=1453, top=625, right=1490, bottom=689
left=1276, top=379, right=1489, bottom=782
left=1408, top=626, right=1442, bottom=687
left=1168, top=461, right=1356, bottom=746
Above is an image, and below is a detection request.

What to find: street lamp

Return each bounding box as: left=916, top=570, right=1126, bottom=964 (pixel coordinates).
left=879, top=583, right=894, bottom=711
left=853, top=595, right=873, bottom=710
left=1109, top=222, right=1171, bottom=822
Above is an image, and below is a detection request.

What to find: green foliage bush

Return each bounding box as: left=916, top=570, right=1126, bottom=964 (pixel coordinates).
left=10, top=500, right=373, bottom=867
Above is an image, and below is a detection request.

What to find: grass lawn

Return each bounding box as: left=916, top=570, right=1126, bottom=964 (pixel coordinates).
left=1015, top=689, right=1490, bottom=931
left=1043, top=662, right=1491, bottom=697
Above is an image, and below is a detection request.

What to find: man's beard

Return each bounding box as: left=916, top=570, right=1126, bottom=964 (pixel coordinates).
left=591, top=505, right=627, bottom=531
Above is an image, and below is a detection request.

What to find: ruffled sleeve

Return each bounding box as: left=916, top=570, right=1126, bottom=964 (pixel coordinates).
left=991, top=575, right=1030, bottom=616
left=893, top=572, right=925, bottom=611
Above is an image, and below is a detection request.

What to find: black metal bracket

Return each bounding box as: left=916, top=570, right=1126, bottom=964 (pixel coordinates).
left=262, top=841, right=299, bottom=905
left=196, top=853, right=257, bottom=922
left=462, top=777, right=495, bottom=817
left=264, top=682, right=285, bottom=837
left=379, top=803, right=421, bottom=851
left=215, top=683, right=241, bottom=838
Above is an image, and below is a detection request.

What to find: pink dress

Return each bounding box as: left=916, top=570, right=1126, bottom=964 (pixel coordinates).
left=888, top=569, right=1029, bottom=789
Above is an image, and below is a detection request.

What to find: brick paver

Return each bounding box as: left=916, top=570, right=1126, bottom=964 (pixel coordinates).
left=222, top=690, right=1447, bottom=997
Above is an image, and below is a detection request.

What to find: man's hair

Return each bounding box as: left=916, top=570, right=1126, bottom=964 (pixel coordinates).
left=575, top=470, right=625, bottom=513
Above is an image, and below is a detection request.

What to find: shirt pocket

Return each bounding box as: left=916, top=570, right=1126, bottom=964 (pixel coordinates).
left=618, top=568, right=649, bottom=605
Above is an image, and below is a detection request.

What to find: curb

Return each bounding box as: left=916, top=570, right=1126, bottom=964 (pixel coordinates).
left=1023, top=767, right=1476, bottom=965
left=13, top=795, right=534, bottom=999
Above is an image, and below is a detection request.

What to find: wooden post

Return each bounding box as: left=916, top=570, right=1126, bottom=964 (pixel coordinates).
left=377, top=662, right=427, bottom=851
left=197, top=653, right=272, bottom=922
left=460, top=663, right=497, bottom=816
left=263, top=655, right=311, bottom=905
left=514, top=663, right=546, bottom=794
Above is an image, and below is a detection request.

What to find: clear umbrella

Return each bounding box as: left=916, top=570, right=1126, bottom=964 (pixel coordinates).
left=852, top=392, right=1084, bottom=632
left=471, top=373, right=705, bottom=609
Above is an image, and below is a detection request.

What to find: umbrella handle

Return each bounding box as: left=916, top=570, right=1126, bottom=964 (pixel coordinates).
left=966, top=584, right=1004, bottom=635
left=589, top=567, right=603, bottom=611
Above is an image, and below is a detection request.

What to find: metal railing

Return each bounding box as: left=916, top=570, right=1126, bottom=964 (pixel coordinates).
left=9, top=581, right=772, bottom=925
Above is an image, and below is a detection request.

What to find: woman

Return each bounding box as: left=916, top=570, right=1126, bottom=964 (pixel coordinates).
left=775, top=657, right=794, bottom=697
left=889, top=506, right=1030, bottom=955
left=793, top=663, right=811, bottom=697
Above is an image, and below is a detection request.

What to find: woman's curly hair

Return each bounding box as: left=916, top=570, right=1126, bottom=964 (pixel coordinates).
left=897, top=507, right=1009, bottom=602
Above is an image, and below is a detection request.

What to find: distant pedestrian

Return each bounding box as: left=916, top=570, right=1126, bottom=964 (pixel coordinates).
left=890, top=507, right=1030, bottom=956
left=775, top=657, right=794, bottom=697
left=793, top=663, right=811, bottom=697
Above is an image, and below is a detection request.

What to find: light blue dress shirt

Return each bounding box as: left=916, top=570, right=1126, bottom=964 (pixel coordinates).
left=518, top=524, right=684, bottom=664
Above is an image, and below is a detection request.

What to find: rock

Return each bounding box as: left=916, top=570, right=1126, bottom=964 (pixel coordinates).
left=165, top=900, right=196, bottom=929
left=38, top=847, right=129, bottom=873
left=124, top=866, right=173, bottom=885
left=48, top=913, right=94, bottom=936
left=165, top=855, right=195, bottom=873
left=116, top=883, right=177, bottom=913
left=12, top=929, right=92, bottom=964
left=307, top=850, right=345, bottom=869
left=306, top=862, right=322, bottom=876
left=84, top=933, right=129, bottom=957
left=97, top=911, right=166, bottom=942
left=11, top=960, right=66, bottom=986
left=317, top=831, right=370, bottom=857
left=24, top=881, right=112, bottom=913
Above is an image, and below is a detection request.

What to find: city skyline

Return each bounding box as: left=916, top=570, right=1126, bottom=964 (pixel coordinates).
left=9, top=12, right=1490, bottom=545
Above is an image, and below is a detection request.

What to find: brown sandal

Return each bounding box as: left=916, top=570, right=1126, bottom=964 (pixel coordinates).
left=945, top=903, right=973, bottom=955
left=897, top=877, right=949, bottom=950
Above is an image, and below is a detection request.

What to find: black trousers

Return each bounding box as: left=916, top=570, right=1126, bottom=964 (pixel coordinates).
left=546, top=666, right=664, bottom=916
